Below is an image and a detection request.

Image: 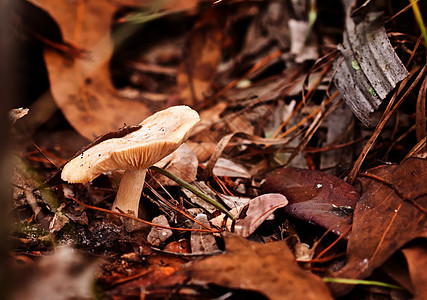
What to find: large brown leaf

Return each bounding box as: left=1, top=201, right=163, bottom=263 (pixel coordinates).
left=331, top=158, right=427, bottom=296
left=262, top=167, right=359, bottom=236
left=28, top=0, right=159, bottom=139
left=186, top=232, right=332, bottom=300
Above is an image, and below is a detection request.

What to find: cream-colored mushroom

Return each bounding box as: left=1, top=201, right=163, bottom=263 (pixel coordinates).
left=61, top=105, right=200, bottom=217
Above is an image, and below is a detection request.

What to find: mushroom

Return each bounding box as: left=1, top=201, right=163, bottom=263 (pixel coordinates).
left=61, top=105, right=200, bottom=217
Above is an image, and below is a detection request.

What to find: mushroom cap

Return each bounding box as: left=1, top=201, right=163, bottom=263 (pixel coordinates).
left=61, top=105, right=200, bottom=183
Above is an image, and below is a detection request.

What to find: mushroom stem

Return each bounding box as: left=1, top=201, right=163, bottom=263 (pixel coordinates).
left=112, top=169, right=147, bottom=216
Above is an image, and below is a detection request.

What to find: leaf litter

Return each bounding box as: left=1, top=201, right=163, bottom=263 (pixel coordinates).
left=7, top=0, right=427, bottom=299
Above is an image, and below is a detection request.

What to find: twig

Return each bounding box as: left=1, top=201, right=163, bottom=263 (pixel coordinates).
left=145, top=182, right=214, bottom=231
left=69, top=196, right=222, bottom=233
left=150, top=166, right=235, bottom=220
left=151, top=247, right=224, bottom=257
left=347, top=64, right=427, bottom=184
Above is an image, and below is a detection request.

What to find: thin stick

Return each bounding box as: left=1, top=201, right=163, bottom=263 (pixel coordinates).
left=145, top=182, right=214, bottom=231
left=347, top=65, right=427, bottom=183
left=32, top=142, right=61, bottom=169
left=69, top=196, right=222, bottom=233
left=150, top=166, right=235, bottom=220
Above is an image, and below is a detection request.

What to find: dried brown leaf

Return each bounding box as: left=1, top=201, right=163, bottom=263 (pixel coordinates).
left=186, top=232, right=332, bottom=300
left=153, top=143, right=198, bottom=186
left=210, top=157, right=251, bottom=178
left=234, top=193, right=288, bottom=237
left=29, top=0, right=153, bottom=139
left=331, top=158, right=427, bottom=296
left=262, top=167, right=359, bottom=236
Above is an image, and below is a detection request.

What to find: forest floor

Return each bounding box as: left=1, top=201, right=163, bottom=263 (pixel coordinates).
left=6, top=0, right=427, bottom=299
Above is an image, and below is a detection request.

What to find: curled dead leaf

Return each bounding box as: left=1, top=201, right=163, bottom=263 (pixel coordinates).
left=234, top=193, right=288, bottom=237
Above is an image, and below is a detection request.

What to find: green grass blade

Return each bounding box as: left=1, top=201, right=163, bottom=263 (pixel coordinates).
left=409, top=0, right=427, bottom=47
left=323, top=277, right=404, bottom=290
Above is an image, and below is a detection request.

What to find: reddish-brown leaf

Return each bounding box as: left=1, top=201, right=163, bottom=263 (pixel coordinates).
left=261, top=167, right=359, bottom=236
left=105, top=255, right=187, bottom=296
left=164, top=239, right=191, bottom=254
left=331, top=158, right=427, bottom=296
